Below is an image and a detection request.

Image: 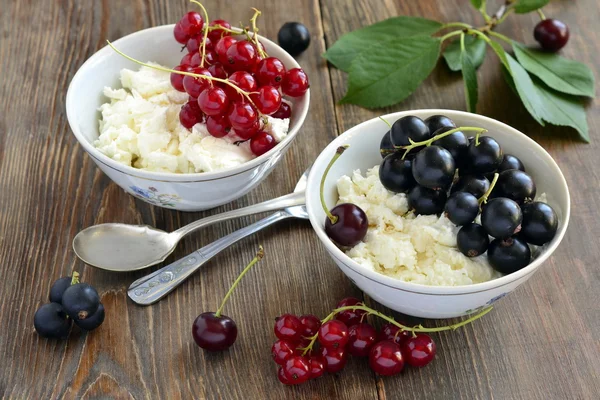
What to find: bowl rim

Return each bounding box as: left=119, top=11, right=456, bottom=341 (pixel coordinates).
left=306, top=109, right=571, bottom=295
left=66, top=24, right=310, bottom=182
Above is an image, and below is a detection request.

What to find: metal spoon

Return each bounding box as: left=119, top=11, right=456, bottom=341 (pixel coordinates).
left=73, top=171, right=307, bottom=272
left=127, top=171, right=309, bottom=305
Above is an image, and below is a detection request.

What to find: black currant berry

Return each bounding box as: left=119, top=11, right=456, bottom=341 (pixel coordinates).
left=325, top=204, right=369, bottom=247
left=379, top=153, right=417, bottom=193
left=412, top=145, right=456, bottom=189
left=497, top=154, right=525, bottom=173
left=431, top=127, right=469, bottom=167
left=61, top=283, right=101, bottom=321
left=390, top=116, right=430, bottom=147
left=492, top=170, right=536, bottom=204
left=49, top=277, right=72, bottom=304
left=444, top=192, right=479, bottom=226
left=380, top=130, right=394, bottom=158
left=488, top=236, right=531, bottom=274
left=534, top=19, right=569, bottom=52
left=34, top=302, right=72, bottom=339
left=520, top=202, right=558, bottom=245
left=481, top=198, right=523, bottom=239
left=457, top=223, right=489, bottom=257
left=451, top=174, right=490, bottom=198
left=424, top=115, right=455, bottom=134
left=408, top=186, right=447, bottom=215
left=277, top=22, right=310, bottom=56
left=74, top=303, right=105, bottom=331
left=467, top=136, right=503, bottom=173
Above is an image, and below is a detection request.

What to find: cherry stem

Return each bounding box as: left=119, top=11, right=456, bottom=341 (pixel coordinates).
left=537, top=9, right=546, bottom=21
left=487, top=30, right=513, bottom=45
left=396, top=126, right=487, bottom=160
left=249, top=8, right=267, bottom=58
left=440, top=30, right=464, bottom=43
left=438, top=22, right=472, bottom=31
left=378, top=116, right=391, bottom=129
left=478, top=172, right=499, bottom=205
left=70, top=271, right=80, bottom=285
left=320, top=145, right=349, bottom=225
left=215, top=246, right=264, bottom=318
left=190, top=0, right=210, bottom=68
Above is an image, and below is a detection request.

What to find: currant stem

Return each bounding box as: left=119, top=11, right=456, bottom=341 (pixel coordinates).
left=396, top=127, right=488, bottom=160
left=320, top=145, right=349, bottom=225
left=70, top=271, right=80, bottom=285
left=478, top=172, right=499, bottom=205
left=190, top=0, right=210, bottom=68
left=249, top=8, right=267, bottom=58
left=215, top=246, right=264, bottom=318
left=378, top=116, right=391, bottom=129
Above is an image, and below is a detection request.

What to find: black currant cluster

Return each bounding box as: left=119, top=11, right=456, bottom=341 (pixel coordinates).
left=379, top=115, right=559, bottom=275
left=33, top=273, right=105, bottom=339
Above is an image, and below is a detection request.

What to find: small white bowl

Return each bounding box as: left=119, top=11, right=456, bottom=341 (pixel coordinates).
left=305, top=110, right=570, bottom=319
left=66, top=25, right=309, bottom=211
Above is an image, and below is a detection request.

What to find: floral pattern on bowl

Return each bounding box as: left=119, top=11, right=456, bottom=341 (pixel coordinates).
left=129, top=186, right=181, bottom=207
left=463, top=292, right=508, bottom=315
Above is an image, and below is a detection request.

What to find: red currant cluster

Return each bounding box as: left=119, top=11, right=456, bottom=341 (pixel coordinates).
left=170, top=4, right=309, bottom=157
left=272, top=297, right=438, bottom=385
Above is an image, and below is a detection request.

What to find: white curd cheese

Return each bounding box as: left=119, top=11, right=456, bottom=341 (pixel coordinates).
left=94, top=63, right=291, bottom=173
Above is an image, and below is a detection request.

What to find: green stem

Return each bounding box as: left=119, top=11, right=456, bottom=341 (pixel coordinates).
left=496, top=7, right=515, bottom=25
left=439, top=22, right=472, bottom=31
left=215, top=246, right=264, bottom=317
left=190, top=1, right=210, bottom=68
left=320, top=145, right=349, bottom=225
left=460, top=32, right=466, bottom=52
left=478, top=173, right=499, bottom=205
left=467, top=29, right=493, bottom=45
left=378, top=116, right=391, bottom=129
left=488, top=30, right=513, bottom=45
left=440, top=30, right=464, bottom=43
left=71, top=271, right=80, bottom=285
left=537, top=9, right=546, bottom=21
left=249, top=8, right=267, bottom=58
left=479, top=0, right=492, bottom=23
left=397, top=126, right=488, bottom=159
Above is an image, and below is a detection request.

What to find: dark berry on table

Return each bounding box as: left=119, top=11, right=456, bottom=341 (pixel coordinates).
left=192, top=311, right=237, bottom=351
left=335, top=297, right=366, bottom=327
left=277, top=367, right=293, bottom=385
left=520, top=202, right=558, bottom=245
left=34, top=302, right=71, bottom=339
left=250, top=132, right=277, bottom=156
left=300, top=314, right=321, bottom=338
left=412, top=145, right=456, bottom=189
left=318, top=320, right=349, bottom=349
left=451, top=174, right=490, bottom=198
left=379, top=323, right=411, bottom=346
left=49, top=277, right=72, bottom=304
left=272, top=339, right=297, bottom=365
left=534, top=19, right=569, bottom=52
left=278, top=22, right=310, bottom=56
left=256, top=57, right=287, bottom=87
left=492, top=170, right=536, bottom=204
left=408, top=186, right=447, bottom=215
left=271, top=102, right=291, bottom=119
left=250, top=85, right=282, bottom=115
left=179, top=101, right=203, bottom=129
left=481, top=198, right=523, bottom=239
left=445, top=192, right=479, bottom=226
left=74, top=303, right=105, bottom=331
left=467, top=136, right=503, bottom=173
left=179, top=11, right=204, bottom=37
left=498, top=154, right=525, bottom=173
left=61, top=283, right=100, bottom=320
left=379, top=153, right=417, bottom=193
left=198, top=87, right=230, bottom=116
left=401, top=333, right=436, bottom=367
left=309, top=355, right=326, bottom=379
left=369, top=340, right=404, bottom=376
left=170, top=64, right=193, bottom=92
left=424, top=114, right=456, bottom=134
left=380, top=130, right=395, bottom=158
left=488, top=236, right=531, bottom=274
left=347, top=323, right=378, bottom=357
left=325, top=203, right=368, bottom=247
left=283, top=356, right=311, bottom=385
left=457, top=223, right=490, bottom=257
left=274, top=313, right=303, bottom=342
left=431, top=126, right=468, bottom=167
left=225, top=40, right=258, bottom=72
left=282, top=68, right=309, bottom=97
left=207, top=19, right=232, bottom=43
left=390, top=115, right=430, bottom=147
left=318, top=346, right=348, bottom=374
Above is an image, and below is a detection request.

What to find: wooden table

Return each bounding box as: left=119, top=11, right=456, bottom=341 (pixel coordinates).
left=1, top=0, right=598, bottom=398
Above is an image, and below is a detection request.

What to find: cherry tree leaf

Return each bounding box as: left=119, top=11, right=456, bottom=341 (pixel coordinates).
left=443, top=35, right=487, bottom=72
left=514, top=0, right=550, bottom=14
left=461, top=38, right=479, bottom=112
left=470, top=0, right=483, bottom=8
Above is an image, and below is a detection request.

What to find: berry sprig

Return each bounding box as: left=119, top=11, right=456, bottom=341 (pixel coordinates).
left=395, top=126, right=488, bottom=160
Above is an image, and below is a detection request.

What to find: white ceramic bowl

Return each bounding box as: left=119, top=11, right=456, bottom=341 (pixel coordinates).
left=66, top=25, right=309, bottom=211
left=306, top=110, right=570, bottom=319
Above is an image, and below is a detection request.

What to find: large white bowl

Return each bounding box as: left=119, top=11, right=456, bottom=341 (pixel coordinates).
left=66, top=25, right=309, bottom=211
left=306, top=110, right=570, bottom=319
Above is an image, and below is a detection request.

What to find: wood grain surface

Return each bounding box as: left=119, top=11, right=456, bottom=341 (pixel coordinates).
left=0, top=0, right=598, bottom=399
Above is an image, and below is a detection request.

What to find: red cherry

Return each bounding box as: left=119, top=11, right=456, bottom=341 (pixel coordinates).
left=325, top=203, right=369, bottom=247
left=272, top=339, right=297, bottom=365
left=186, top=34, right=212, bottom=54
left=369, top=340, right=404, bottom=376
left=256, top=57, right=287, bottom=87
left=208, top=19, right=232, bottom=43
left=179, top=101, right=203, bottom=129
left=274, top=313, right=302, bottom=342
left=225, top=71, right=257, bottom=101
left=228, top=102, right=258, bottom=131
left=283, top=356, right=310, bottom=385
left=179, top=11, right=204, bottom=37
left=198, top=87, right=230, bottom=116
left=180, top=52, right=196, bottom=67
left=208, top=63, right=227, bottom=80
left=225, top=40, right=258, bottom=71
left=215, top=36, right=238, bottom=65
left=250, top=131, right=276, bottom=156
left=170, top=64, right=193, bottom=92
left=234, top=120, right=261, bottom=140
left=309, top=356, right=325, bottom=379
left=277, top=367, right=293, bottom=385
left=347, top=323, right=377, bottom=357
left=173, top=21, right=188, bottom=44
left=534, top=19, right=569, bottom=52
left=271, top=102, right=291, bottom=119
left=206, top=115, right=231, bottom=138
left=318, top=320, right=349, bottom=349
left=192, top=312, right=237, bottom=351
left=299, top=314, right=321, bottom=338
left=335, top=297, right=366, bottom=326
left=379, top=323, right=411, bottom=346
left=250, top=86, right=282, bottom=115
left=182, top=67, right=212, bottom=98
left=282, top=68, right=309, bottom=97
left=401, top=333, right=436, bottom=367
left=318, top=346, right=347, bottom=374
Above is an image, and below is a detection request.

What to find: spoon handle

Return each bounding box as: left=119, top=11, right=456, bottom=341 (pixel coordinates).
left=127, top=211, right=292, bottom=305
left=172, top=191, right=305, bottom=239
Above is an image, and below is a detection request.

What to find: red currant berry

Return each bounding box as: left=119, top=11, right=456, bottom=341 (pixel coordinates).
left=179, top=101, right=203, bottom=129
left=250, top=86, right=282, bottom=115
left=215, top=36, right=238, bottom=65
left=283, top=356, right=310, bottom=385
left=225, top=71, right=257, bottom=101
left=299, top=314, right=321, bottom=338
left=250, top=131, right=276, bottom=156
left=170, top=64, right=193, bottom=92
left=277, top=367, right=292, bottom=385
left=274, top=313, right=302, bottom=342
left=204, top=50, right=218, bottom=66
left=534, top=19, right=569, bottom=52
left=208, top=63, right=228, bottom=80
left=282, top=68, right=309, bottom=97
left=186, top=35, right=212, bottom=54
left=206, top=115, right=231, bottom=138
left=271, top=102, right=291, bottom=119
left=225, top=40, right=258, bottom=72
left=173, top=21, right=188, bottom=44
left=180, top=52, right=196, bottom=67
left=183, top=67, right=212, bottom=98
left=318, top=320, right=349, bottom=349
left=369, top=340, right=404, bottom=376
left=198, top=87, right=230, bottom=116
left=208, top=19, right=232, bottom=43
left=256, top=57, right=287, bottom=87
left=401, top=333, right=436, bottom=367
left=335, top=297, right=366, bottom=326
left=179, top=11, right=203, bottom=37
left=379, top=323, right=411, bottom=346
left=347, top=323, right=377, bottom=357
left=272, top=339, right=297, bottom=365
left=234, top=120, right=261, bottom=140
left=309, top=356, right=325, bottom=379
left=228, top=102, right=259, bottom=131
left=318, top=346, right=347, bottom=374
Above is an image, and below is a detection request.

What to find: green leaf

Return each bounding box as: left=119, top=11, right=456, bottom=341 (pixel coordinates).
left=443, top=35, right=487, bottom=72
left=512, top=42, right=595, bottom=97
left=460, top=37, right=479, bottom=112
left=487, top=39, right=510, bottom=69
left=504, top=53, right=544, bottom=124
left=513, top=0, right=549, bottom=14
left=340, top=36, right=441, bottom=108
left=323, top=17, right=442, bottom=72
left=470, top=0, right=482, bottom=8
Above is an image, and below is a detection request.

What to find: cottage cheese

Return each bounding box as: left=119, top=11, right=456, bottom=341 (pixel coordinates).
left=337, top=166, right=503, bottom=286
left=94, top=63, right=291, bottom=173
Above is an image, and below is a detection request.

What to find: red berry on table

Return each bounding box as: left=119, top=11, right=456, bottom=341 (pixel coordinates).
left=198, top=87, right=230, bottom=116
left=369, top=340, right=404, bottom=376
left=309, top=355, right=325, bottom=379
left=318, top=346, right=347, bottom=374
left=180, top=52, right=196, bottom=67
left=401, top=333, right=436, bottom=367
left=225, top=71, right=257, bottom=101
left=179, top=11, right=204, bottom=37
left=208, top=19, right=232, bottom=42
left=250, top=132, right=277, bottom=156
left=282, top=68, right=309, bottom=97
left=277, top=367, right=293, bottom=385
left=347, top=323, right=378, bottom=357
left=379, top=323, right=411, bottom=346
left=299, top=314, right=321, bottom=337
left=225, top=40, right=259, bottom=72
left=173, top=21, right=188, bottom=44
left=183, top=67, right=212, bottom=99
left=234, top=120, right=261, bottom=140
left=250, top=86, right=282, bottom=115
left=206, top=115, right=231, bottom=138
left=215, top=36, right=238, bottom=65
left=208, top=63, right=227, bottom=80
left=192, top=311, right=237, bottom=351
left=335, top=297, right=366, bottom=326
left=318, top=320, right=349, bottom=349
left=272, top=339, right=297, bottom=365
left=256, top=57, right=287, bottom=87
left=170, top=64, right=193, bottom=92
left=228, top=102, right=259, bottom=131
left=274, top=313, right=303, bottom=342
left=534, top=19, right=569, bottom=52
left=283, top=356, right=311, bottom=385
left=179, top=101, right=203, bottom=129
left=271, top=102, right=291, bottom=119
